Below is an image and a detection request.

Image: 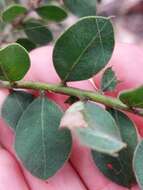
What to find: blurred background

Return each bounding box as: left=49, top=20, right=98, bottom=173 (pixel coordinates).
left=97, top=0, right=143, bottom=46
left=1, top=0, right=143, bottom=47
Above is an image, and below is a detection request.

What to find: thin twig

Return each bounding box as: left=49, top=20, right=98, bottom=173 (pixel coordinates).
left=0, top=80, right=143, bottom=116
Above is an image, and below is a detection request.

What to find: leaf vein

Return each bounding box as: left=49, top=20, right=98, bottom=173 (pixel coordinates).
left=63, top=19, right=108, bottom=82
left=41, top=98, right=47, bottom=178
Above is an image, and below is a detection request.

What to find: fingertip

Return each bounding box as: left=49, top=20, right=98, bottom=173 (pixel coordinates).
left=28, top=45, right=60, bottom=83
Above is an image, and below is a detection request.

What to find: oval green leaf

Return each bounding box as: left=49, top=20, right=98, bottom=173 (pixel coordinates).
left=101, top=67, right=118, bottom=92
left=119, top=86, right=143, bottom=108
left=16, top=38, right=36, bottom=52
left=133, top=140, right=143, bottom=189
left=15, top=97, right=72, bottom=179
left=53, top=16, right=115, bottom=82
left=63, top=0, right=96, bottom=17
left=23, top=21, right=53, bottom=46
left=2, top=4, right=27, bottom=22
left=92, top=109, right=138, bottom=187
left=36, top=5, right=68, bottom=22
left=2, top=90, right=34, bottom=130
left=62, top=101, right=126, bottom=156
left=0, top=43, right=30, bottom=81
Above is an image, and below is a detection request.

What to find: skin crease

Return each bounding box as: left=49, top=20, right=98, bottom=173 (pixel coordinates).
left=0, top=44, right=141, bottom=190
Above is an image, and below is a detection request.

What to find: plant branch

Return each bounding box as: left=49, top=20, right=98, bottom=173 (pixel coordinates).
left=0, top=80, right=143, bottom=116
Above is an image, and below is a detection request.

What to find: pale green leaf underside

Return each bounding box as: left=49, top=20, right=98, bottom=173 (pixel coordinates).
left=133, top=140, right=143, bottom=189
left=92, top=109, right=138, bottom=187
left=15, top=97, right=72, bottom=179
left=77, top=127, right=125, bottom=155
left=64, top=101, right=125, bottom=156
left=53, top=16, right=114, bottom=82
left=77, top=102, right=126, bottom=155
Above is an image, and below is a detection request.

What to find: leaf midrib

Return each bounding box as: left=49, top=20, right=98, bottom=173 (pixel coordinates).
left=41, top=98, right=47, bottom=178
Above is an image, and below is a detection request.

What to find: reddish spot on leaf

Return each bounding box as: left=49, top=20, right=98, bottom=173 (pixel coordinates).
left=107, top=163, right=113, bottom=170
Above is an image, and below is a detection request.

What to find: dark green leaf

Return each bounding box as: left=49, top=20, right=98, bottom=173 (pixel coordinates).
left=2, top=90, right=34, bottom=130
left=36, top=5, right=68, bottom=22
left=65, top=96, right=79, bottom=105
left=15, top=97, right=72, bottom=179
left=62, top=101, right=126, bottom=156
left=133, top=140, right=143, bottom=189
left=92, top=109, right=138, bottom=187
left=119, top=86, right=143, bottom=108
left=0, top=43, right=30, bottom=81
left=2, top=4, right=27, bottom=22
left=101, top=67, right=118, bottom=92
left=16, top=38, right=36, bottom=52
left=23, top=21, right=53, bottom=45
left=63, top=0, right=96, bottom=17
left=53, top=16, right=114, bottom=82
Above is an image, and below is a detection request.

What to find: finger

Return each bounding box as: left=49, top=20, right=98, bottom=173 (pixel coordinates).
left=0, top=147, right=30, bottom=190
left=0, top=93, right=31, bottom=189
left=93, top=43, right=143, bottom=137
left=0, top=46, right=89, bottom=190
left=70, top=136, right=131, bottom=190
left=28, top=45, right=134, bottom=190
left=28, top=46, right=60, bottom=83
left=0, top=113, right=87, bottom=190
left=0, top=90, right=16, bottom=153
left=22, top=163, right=87, bottom=190
left=26, top=46, right=97, bottom=190
left=93, top=43, right=143, bottom=94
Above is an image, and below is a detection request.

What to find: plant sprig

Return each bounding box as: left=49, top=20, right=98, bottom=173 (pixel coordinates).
left=1, top=7, right=143, bottom=189
left=0, top=80, right=142, bottom=116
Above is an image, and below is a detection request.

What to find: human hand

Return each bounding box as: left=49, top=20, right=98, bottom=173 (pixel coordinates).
left=0, top=43, right=142, bottom=190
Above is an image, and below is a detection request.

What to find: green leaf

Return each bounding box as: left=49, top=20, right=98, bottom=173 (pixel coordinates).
left=133, top=140, right=143, bottom=189
left=23, top=21, right=53, bottom=46
left=2, top=4, right=27, bottom=22
left=101, top=67, right=118, bottom=92
left=119, top=86, right=143, bottom=108
left=63, top=0, right=96, bottom=17
left=16, top=38, right=36, bottom=52
left=53, top=16, right=114, bottom=82
left=62, top=101, right=126, bottom=156
left=64, top=96, right=79, bottom=105
left=2, top=91, right=34, bottom=130
left=92, top=109, right=138, bottom=187
left=0, top=43, right=30, bottom=81
left=36, top=5, right=68, bottom=22
left=15, top=97, right=72, bottom=179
